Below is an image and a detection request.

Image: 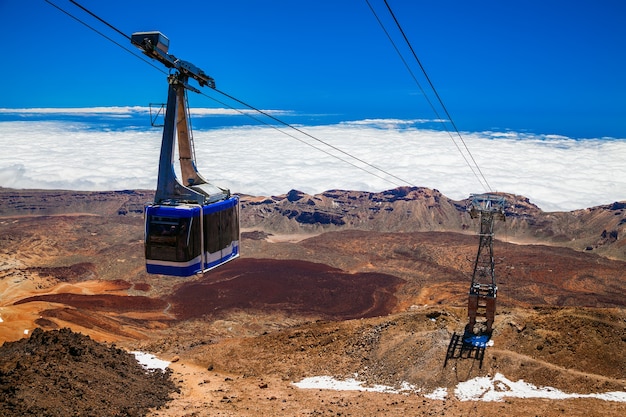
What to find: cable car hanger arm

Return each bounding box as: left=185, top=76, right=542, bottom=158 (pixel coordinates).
left=130, top=31, right=216, bottom=90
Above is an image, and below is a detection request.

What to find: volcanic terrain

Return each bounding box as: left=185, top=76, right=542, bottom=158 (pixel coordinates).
left=0, top=186, right=624, bottom=416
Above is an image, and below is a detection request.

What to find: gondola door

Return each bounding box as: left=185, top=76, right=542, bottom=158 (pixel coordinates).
left=145, top=204, right=204, bottom=276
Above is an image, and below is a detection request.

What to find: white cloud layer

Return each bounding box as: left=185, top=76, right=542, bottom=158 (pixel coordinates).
left=0, top=107, right=289, bottom=117
left=0, top=119, right=624, bottom=212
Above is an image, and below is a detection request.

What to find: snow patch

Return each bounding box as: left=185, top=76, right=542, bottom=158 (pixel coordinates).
left=425, top=387, right=448, bottom=400
left=131, top=351, right=170, bottom=372
left=294, top=373, right=626, bottom=403
left=293, top=376, right=417, bottom=394
left=455, top=373, right=626, bottom=402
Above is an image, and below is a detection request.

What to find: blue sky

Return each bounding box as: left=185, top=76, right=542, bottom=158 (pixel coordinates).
left=2, top=0, right=625, bottom=138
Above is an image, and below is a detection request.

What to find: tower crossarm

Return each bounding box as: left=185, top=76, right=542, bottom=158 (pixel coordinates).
left=131, top=31, right=216, bottom=89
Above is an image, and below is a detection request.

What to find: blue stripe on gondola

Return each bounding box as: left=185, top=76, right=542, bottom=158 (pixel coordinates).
left=146, top=257, right=203, bottom=276
left=202, top=196, right=238, bottom=214
left=146, top=205, right=201, bottom=217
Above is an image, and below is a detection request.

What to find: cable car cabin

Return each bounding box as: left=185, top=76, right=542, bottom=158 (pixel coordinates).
left=131, top=31, right=239, bottom=276
left=144, top=196, right=239, bottom=276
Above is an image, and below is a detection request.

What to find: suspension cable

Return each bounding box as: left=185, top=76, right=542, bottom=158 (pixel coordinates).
left=203, top=90, right=409, bottom=187
left=365, top=0, right=488, bottom=192
left=46, top=0, right=416, bottom=190
left=69, top=0, right=132, bottom=41
left=367, top=0, right=493, bottom=192
left=212, top=88, right=415, bottom=187
left=44, top=0, right=167, bottom=76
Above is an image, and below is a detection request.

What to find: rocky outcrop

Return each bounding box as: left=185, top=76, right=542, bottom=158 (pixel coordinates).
left=239, top=187, right=625, bottom=261
left=240, top=187, right=469, bottom=234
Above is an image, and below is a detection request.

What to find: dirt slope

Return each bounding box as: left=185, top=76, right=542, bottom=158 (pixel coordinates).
left=0, top=328, right=177, bottom=417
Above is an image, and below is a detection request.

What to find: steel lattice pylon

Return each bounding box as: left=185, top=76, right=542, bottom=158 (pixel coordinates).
left=466, top=193, right=506, bottom=334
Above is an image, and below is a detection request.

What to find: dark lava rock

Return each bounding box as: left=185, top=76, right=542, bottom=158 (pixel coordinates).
left=295, top=210, right=345, bottom=225
left=286, top=189, right=305, bottom=202
left=0, top=328, right=178, bottom=417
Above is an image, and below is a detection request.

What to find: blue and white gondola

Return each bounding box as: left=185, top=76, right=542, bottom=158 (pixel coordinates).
left=145, top=198, right=239, bottom=276
left=132, top=31, right=240, bottom=277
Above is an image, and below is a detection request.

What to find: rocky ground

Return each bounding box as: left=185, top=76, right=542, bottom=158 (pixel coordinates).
left=0, top=187, right=624, bottom=416
left=0, top=327, right=177, bottom=417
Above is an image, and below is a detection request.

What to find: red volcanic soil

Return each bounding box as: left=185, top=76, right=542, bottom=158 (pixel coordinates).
left=9, top=258, right=404, bottom=336
left=15, top=293, right=168, bottom=313
left=167, top=258, right=404, bottom=321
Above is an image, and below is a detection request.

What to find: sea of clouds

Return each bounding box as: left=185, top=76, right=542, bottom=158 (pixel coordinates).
left=0, top=108, right=624, bottom=212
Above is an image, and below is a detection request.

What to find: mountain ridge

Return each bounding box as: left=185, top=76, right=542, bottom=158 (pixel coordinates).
left=2, top=186, right=624, bottom=261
